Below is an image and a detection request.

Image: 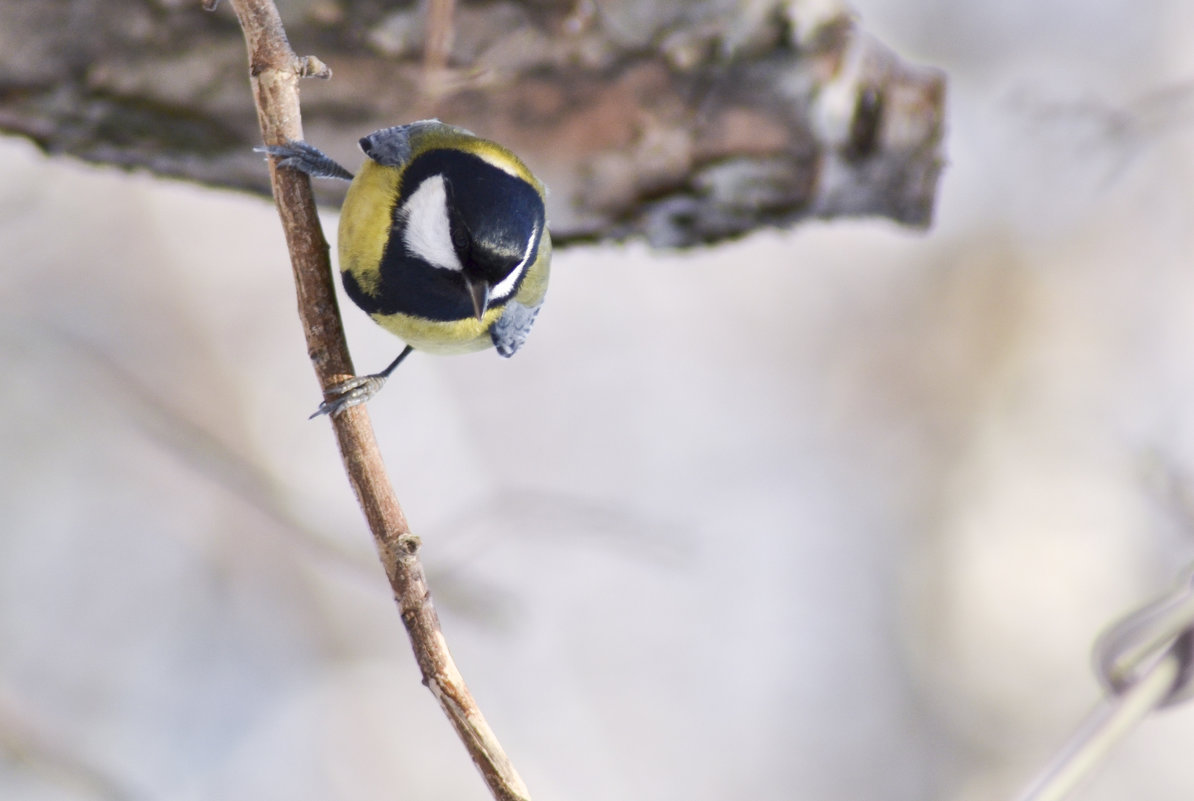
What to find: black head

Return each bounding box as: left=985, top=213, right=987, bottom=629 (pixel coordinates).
left=415, top=149, right=543, bottom=286
left=356, top=148, right=545, bottom=323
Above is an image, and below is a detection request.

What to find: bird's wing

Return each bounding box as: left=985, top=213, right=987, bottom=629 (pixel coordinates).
left=359, top=119, right=477, bottom=167
left=490, top=300, right=541, bottom=357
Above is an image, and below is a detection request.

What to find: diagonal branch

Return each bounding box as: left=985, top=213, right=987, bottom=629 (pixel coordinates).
left=220, top=1, right=531, bottom=798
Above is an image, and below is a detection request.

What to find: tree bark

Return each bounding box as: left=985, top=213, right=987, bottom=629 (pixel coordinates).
left=0, top=0, right=945, bottom=246
left=225, top=0, right=531, bottom=797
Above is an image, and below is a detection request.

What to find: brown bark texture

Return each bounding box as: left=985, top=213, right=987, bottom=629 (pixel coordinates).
left=225, top=0, right=529, bottom=797
left=0, top=0, right=945, bottom=246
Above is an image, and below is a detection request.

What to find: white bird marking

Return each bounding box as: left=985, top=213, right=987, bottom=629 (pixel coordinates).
left=398, top=175, right=462, bottom=271
left=490, top=222, right=538, bottom=302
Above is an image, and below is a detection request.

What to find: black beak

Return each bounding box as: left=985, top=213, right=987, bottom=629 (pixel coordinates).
left=464, top=276, right=489, bottom=321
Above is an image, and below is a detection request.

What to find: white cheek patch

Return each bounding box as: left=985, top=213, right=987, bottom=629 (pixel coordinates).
left=489, top=222, right=538, bottom=302
left=398, top=175, right=462, bottom=271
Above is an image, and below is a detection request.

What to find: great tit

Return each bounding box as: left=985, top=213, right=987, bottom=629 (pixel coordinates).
left=261, top=120, right=552, bottom=417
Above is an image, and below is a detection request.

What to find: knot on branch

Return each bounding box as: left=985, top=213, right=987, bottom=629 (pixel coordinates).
left=298, top=55, right=331, bottom=79
left=396, top=532, right=422, bottom=556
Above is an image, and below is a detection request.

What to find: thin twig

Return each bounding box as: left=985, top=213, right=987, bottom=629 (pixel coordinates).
left=1017, top=569, right=1194, bottom=801
left=1015, top=653, right=1182, bottom=801
left=220, top=1, right=531, bottom=799
left=424, top=0, right=456, bottom=73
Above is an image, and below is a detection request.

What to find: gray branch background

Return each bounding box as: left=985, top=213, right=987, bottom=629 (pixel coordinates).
left=0, top=0, right=944, bottom=246
left=4, top=1, right=1194, bottom=801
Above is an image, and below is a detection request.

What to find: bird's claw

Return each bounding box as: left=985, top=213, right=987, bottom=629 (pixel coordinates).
left=309, top=373, right=390, bottom=419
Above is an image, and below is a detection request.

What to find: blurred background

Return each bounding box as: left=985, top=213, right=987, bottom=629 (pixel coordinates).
left=4, top=1, right=1194, bottom=800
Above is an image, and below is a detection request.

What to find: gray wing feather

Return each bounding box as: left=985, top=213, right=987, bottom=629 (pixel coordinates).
left=491, top=300, right=541, bottom=357
left=358, top=126, right=413, bottom=167
left=359, top=119, right=476, bottom=167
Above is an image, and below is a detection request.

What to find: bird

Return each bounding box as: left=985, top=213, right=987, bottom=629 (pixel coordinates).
left=259, top=119, right=552, bottom=417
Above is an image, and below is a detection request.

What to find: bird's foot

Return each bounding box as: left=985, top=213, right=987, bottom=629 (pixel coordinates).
left=309, top=373, right=390, bottom=418
left=256, top=141, right=354, bottom=181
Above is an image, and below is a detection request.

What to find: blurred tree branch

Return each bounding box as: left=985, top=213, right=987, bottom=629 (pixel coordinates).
left=222, top=0, right=529, bottom=799
left=0, top=0, right=945, bottom=246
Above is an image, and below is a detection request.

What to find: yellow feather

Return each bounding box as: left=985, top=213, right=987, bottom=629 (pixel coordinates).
left=338, top=160, right=399, bottom=299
